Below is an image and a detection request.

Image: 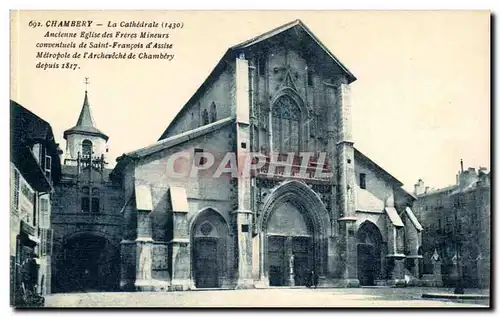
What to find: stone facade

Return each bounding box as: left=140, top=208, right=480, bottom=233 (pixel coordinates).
left=111, top=20, right=424, bottom=291
left=412, top=166, right=491, bottom=289
left=10, top=100, right=62, bottom=305
left=50, top=91, right=124, bottom=293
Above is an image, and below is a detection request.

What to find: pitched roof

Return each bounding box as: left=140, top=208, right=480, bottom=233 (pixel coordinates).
left=385, top=207, right=405, bottom=227
left=10, top=100, right=62, bottom=188
left=354, top=148, right=404, bottom=187
left=230, top=19, right=356, bottom=82
left=64, top=90, right=108, bottom=141
left=405, top=207, right=423, bottom=231
left=125, top=116, right=234, bottom=159
left=159, top=19, right=356, bottom=140
left=11, top=100, right=54, bottom=148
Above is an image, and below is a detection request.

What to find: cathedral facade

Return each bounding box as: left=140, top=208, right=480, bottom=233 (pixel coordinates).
left=109, top=20, right=424, bottom=291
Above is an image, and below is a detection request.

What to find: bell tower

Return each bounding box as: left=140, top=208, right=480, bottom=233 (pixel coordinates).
left=63, top=78, right=109, bottom=168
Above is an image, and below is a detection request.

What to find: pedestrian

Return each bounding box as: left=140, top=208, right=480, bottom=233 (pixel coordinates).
left=313, top=270, right=319, bottom=289
left=309, top=270, right=316, bottom=289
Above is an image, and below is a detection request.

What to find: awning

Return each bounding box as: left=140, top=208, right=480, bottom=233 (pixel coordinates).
left=405, top=207, right=423, bottom=231
left=385, top=207, right=404, bottom=227
left=135, top=185, right=153, bottom=211
left=169, top=187, right=189, bottom=212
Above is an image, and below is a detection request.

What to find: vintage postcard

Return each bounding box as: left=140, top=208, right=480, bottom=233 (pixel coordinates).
left=9, top=10, right=490, bottom=308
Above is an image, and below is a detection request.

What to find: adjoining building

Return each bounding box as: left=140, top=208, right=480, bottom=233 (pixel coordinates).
left=412, top=162, right=491, bottom=289
left=110, top=20, right=424, bottom=291
left=10, top=100, right=61, bottom=304
left=50, top=90, right=123, bottom=293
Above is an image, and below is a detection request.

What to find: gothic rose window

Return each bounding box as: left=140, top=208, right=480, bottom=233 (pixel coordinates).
left=272, top=95, right=301, bottom=153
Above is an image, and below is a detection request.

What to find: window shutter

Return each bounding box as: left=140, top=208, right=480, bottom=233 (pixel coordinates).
left=13, top=170, right=20, bottom=211
left=45, top=154, right=52, bottom=181
left=47, top=229, right=53, bottom=255
left=40, top=228, right=53, bottom=256
left=39, top=198, right=49, bottom=228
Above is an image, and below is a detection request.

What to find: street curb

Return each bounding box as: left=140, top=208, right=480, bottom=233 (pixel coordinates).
left=422, top=293, right=489, bottom=300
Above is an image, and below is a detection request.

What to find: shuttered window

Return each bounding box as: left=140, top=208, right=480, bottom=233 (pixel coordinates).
left=40, top=228, right=53, bottom=256
left=13, top=169, right=20, bottom=211
left=39, top=197, right=50, bottom=228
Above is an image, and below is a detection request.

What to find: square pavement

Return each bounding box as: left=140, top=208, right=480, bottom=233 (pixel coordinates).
left=42, top=287, right=490, bottom=308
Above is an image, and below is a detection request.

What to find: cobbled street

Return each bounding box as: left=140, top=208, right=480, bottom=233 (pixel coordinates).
left=44, top=287, right=490, bottom=308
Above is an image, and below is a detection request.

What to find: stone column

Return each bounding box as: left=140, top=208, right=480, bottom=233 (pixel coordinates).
left=386, top=226, right=406, bottom=287
left=233, top=210, right=254, bottom=289
left=335, top=77, right=359, bottom=288
left=286, top=237, right=295, bottom=287
left=432, top=256, right=442, bottom=287
left=168, top=217, right=190, bottom=290
left=340, top=221, right=359, bottom=287
left=406, top=255, right=422, bottom=281
left=233, top=54, right=255, bottom=289
left=135, top=212, right=154, bottom=291
left=120, top=239, right=136, bottom=291
left=255, top=231, right=269, bottom=288
left=325, top=82, right=338, bottom=238
left=168, top=187, right=191, bottom=291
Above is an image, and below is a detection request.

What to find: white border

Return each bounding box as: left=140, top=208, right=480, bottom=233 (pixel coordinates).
left=1, top=1, right=497, bottom=316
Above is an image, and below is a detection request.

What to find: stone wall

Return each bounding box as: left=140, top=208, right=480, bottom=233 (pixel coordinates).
left=164, top=66, right=235, bottom=138
left=51, top=170, right=124, bottom=292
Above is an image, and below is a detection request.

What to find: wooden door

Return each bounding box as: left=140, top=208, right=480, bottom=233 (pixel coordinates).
left=193, top=239, right=220, bottom=288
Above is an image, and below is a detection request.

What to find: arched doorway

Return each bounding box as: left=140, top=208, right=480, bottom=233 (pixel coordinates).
left=356, top=221, right=383, bottom=286
left=57, top=233, right=119, bottom=292
left=258, top=180, right=331, bottom=288
left=191, top=208, right=229, bottom=289
left=267, top=201, right=313, bottom=286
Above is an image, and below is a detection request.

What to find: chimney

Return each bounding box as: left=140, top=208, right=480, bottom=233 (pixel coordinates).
left=460, top=159, right=464, bottom=172
left=478, top=167, right=490, bottom=186
left=414, top=179, right=426, bottom=195
left=478, top=166, right=488, bottom=175
left=458, top=167, right=478, bottom=188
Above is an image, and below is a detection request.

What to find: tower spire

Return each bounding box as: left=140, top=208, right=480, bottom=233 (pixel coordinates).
left=84, top=77, right=90, bottom=92
left=63, top=78, right=108, bottom=141
left=76, top=88, right=95, bottom=127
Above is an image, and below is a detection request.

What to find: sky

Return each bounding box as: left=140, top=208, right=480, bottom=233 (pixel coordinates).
left=10, top=10, right=490, bottom=191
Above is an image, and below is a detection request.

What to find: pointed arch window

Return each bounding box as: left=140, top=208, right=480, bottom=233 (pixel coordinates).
left=210, top=102, right=217, bottom=123
left=272, top=94, right=302, bottom=153
left=202, top=109, right=209, bottom=125
left=82, top=139, right=93, bottom=157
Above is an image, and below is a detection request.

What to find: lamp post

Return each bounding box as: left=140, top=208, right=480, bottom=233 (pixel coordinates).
left=454, top=198, right=464, bottom=294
